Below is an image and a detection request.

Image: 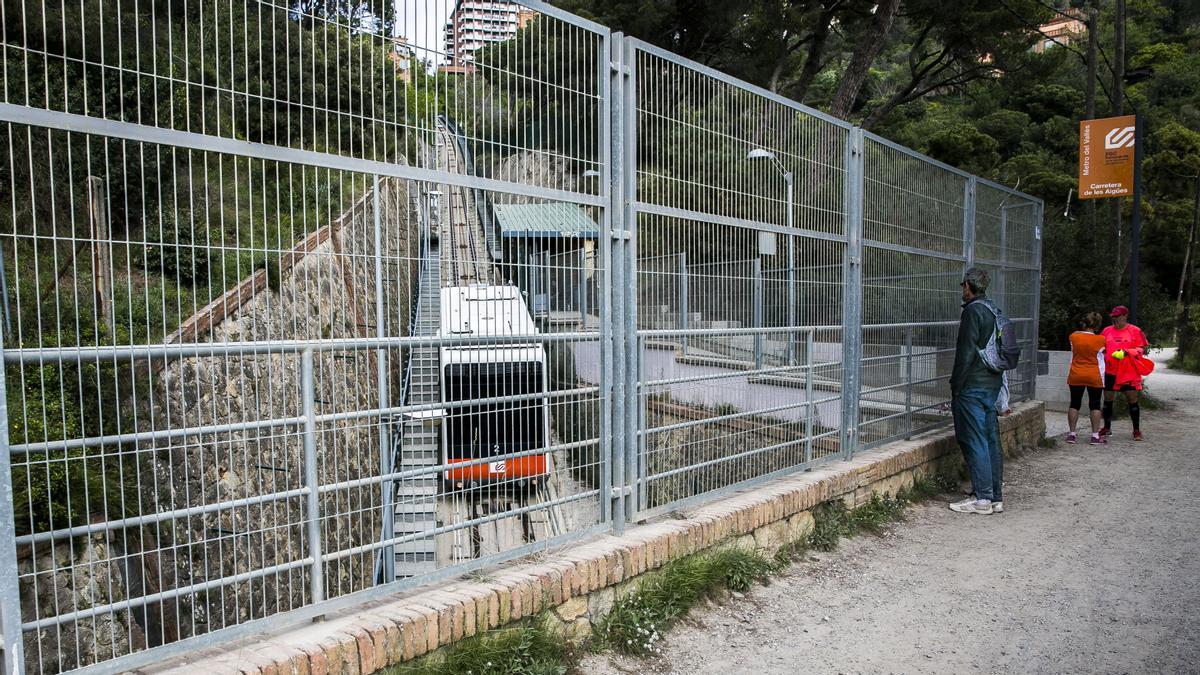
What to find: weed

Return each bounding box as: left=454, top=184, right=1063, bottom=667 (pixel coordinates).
left=591, top=548, right=775, bottom=656
left=806, top=503, right=852, bottom=553
left=773, top=536, right=811, bottom=567
left=389, top=614, right=569, bottom=675
left=802, top=478, right=953, bottom=555
left=722, top=547, right=778, bottom=592
left=846, top=493, right=905, bottom=534
left=901, top=473, right=958, bottom=502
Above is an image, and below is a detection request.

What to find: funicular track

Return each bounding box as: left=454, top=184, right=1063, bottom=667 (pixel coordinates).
left=392, top=119, right=561, bottom=579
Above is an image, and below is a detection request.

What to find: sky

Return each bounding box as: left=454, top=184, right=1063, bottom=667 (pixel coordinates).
left=394, top=0, right=454, bottom=66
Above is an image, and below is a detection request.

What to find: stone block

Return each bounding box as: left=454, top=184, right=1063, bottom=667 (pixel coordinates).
left=554, top=596, right=589, bottom=622
left=588, top=587, right=616, bottom=619
left=567, top=618, right=591, bottom=643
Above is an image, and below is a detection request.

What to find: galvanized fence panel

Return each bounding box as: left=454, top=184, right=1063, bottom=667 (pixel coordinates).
left=0, top=2, right=614, bottom=672
left=0, top=4, right=1042, bottom=674
left=626, top=39, right=852, bottom=519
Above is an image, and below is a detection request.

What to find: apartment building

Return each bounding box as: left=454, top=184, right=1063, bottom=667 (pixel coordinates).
left=442, top=0, right=538, bottom=73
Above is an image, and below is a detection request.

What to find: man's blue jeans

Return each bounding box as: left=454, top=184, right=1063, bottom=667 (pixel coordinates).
left=951, top=385, right=1003, bottom=502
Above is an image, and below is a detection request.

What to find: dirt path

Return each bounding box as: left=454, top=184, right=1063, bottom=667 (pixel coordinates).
left=581, top=350, right=1200, bottom=674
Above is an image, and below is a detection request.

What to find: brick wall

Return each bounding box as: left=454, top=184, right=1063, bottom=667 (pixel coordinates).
left=143, top=401, right=1045, bottom=675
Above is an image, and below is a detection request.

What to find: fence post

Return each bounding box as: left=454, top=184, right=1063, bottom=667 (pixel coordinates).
left=998, top=204, right=1008, bottom=301
left=578, top=245, right=588, bottom=328
left=753, top=257, right=764, bottom=368
left=607, top=32, right=629, bottom=535
left=805, top=328, right=815, bottom=466
left=0, top=339, right=25, bottom=674
left=621, top=33, right=641, bottom=526
left=88, top=176, right=115, bottom=342
left=678, top=251, right=688, bottom=355
left=301, top=349, right=325, bottom=615
left=840, top=127, right=865, bottom=460
left=904, top=326, right=913, bottom=439
left=963, top=177, right=977, bottom=270
left=373, top=177, right=395, bottom=584
left=596, top=31, right=615, bottom=529
left=1031, top=201, right=1045, bottom=400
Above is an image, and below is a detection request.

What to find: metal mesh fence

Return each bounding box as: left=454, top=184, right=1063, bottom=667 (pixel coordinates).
left=629, top=43, right=851, bottom=517
left=0, top=3, right=1040, bottom=672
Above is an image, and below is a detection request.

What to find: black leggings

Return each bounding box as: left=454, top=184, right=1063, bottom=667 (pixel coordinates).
left=1069, top=385, right=1102, bottom=411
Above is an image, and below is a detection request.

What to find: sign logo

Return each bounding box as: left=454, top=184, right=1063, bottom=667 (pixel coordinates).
left=1104, top=126, right=1136, bottom=149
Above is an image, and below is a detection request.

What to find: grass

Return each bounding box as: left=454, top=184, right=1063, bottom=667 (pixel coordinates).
left=387, top=614, right=569, bottom=675
left=590, top=547, right=777, bottom=656
left=1168, top=345, right=1200, bottom=374
left=788, top=472, right=958, bottom=557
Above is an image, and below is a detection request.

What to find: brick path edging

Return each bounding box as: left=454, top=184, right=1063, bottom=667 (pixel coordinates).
left=141, top=401, right=1045, bottom=675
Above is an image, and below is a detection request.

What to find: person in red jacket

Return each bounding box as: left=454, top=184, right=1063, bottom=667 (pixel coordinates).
left=1100, top=305, right=1150, bottom=441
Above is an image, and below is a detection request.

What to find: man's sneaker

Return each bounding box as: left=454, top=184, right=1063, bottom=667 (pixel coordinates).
left=1089, top=433, right=1104, bottom=445
left=949, top=499, right=994, bottom=515
left=1100, top=426, right=1112, bottom=437
left=1134, top=430, right=1144, bottom=441
left=950, top=496, right=977, bottom=509
left=992, top=501, right=1004, bottom=513
left=1066, top=432, right=1078, bottom=444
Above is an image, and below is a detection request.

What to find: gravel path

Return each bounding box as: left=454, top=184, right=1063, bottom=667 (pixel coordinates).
left=581, top=350, right=1200, bottom=674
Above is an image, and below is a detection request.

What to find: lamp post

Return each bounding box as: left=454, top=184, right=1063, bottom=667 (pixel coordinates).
left=747, top=148, right=796, bottom=366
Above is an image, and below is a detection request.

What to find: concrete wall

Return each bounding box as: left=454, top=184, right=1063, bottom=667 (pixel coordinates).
left=143, top=401, right=1046, bottom=675
left=1035, top=350, right=1072, bottom=412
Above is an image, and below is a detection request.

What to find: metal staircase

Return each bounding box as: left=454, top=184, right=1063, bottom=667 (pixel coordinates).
left=392, top=198, right=443, bottom=580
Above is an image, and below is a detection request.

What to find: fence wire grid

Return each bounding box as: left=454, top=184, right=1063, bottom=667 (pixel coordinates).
left=0, top=2, right=1041, bottom=673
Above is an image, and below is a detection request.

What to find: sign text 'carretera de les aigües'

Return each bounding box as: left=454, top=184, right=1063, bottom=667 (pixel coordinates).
left=1078, top=115, right=1136, bottom=199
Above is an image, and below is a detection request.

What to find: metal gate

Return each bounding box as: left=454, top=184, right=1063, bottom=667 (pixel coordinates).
left=0, top=3, right=1040, bottom=673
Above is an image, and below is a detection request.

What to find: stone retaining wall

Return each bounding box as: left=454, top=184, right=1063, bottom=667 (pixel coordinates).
left=142, top=401, right=1045, bottom=675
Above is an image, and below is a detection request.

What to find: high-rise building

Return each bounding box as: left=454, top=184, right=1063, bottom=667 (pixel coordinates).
left=442, top=1, right=538, bottom=74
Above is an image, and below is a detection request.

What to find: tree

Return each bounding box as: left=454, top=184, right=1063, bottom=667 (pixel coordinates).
left=829, top=0, right=902, bottom=118
left=856, top=0, right=1051, bottom=129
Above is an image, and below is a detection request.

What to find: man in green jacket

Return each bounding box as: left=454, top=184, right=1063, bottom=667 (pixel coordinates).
left=949, top=267, right=1004, bottom=515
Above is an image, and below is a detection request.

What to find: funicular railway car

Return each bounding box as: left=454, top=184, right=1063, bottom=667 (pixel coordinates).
left=439, top=285, right=551, bottom=491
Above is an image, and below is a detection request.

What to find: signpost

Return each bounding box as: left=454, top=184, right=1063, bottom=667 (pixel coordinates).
left=1079, top=114, right=1143, bottom=320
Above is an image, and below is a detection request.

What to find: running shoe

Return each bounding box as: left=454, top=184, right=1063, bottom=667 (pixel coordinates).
left=1089, top=433, right=1104, bottom=445
left=992, top=501, right=1004, bottom=513
left=949, top=499, right=994, bottom=515
left=1133, top=430, right=1144, bottom=441
left=1100, top=426, right=1112, bottom=437
left=1066, top=432, right=1078, bottom=444
left=950, top=496, right=977, bottom=509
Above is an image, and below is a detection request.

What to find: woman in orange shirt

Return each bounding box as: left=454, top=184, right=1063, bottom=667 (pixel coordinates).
left=1066, top=312, right=1107, bottom=445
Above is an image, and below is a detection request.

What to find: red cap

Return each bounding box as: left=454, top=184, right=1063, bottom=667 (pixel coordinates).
left=1110, top=305, right=1129, bottom=317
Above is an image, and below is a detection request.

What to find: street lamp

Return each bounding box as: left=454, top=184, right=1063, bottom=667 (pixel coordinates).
left=747, top=148, right=797, bottom=367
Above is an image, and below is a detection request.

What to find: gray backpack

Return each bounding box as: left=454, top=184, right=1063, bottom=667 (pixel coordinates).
left=977, top=300, right=1021, bottom=373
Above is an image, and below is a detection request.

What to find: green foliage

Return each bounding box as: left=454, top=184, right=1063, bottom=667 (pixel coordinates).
left=392, top=614, right=569, bottom=675
left=804, top=478, right=952, bottom=553
left=903, top=472, right=959, bottom=502
left=976, top=110, right=1031, bottom=150
left=807, top=500, right=850, bottom=552
left=926, top=123, right=1001, bottom=175
left=139, top=222, right=213, bottom=286
left=11, top=451, right=137, bottom=537
left=591, top=548, right=776, bottom=656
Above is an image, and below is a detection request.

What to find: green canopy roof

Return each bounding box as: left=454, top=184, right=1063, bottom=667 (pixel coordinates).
left=493, top=202, right=599, bottom=239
